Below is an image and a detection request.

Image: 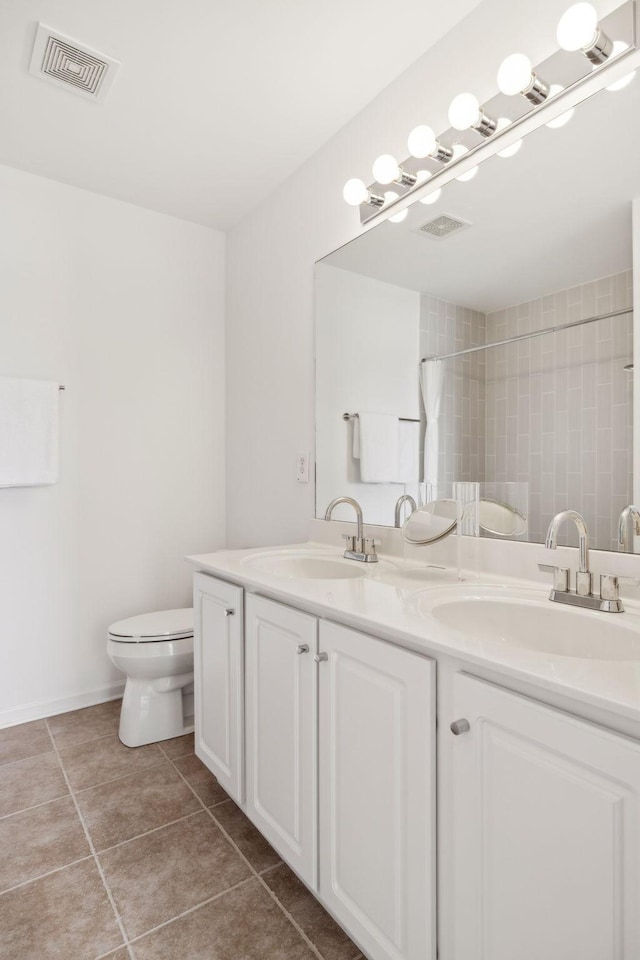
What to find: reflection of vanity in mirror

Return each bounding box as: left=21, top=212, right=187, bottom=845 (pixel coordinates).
left=315, top=50, right=638, bottom=553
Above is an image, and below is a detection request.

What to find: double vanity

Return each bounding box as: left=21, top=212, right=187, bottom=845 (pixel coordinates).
left=187, top=524, right=640, bottom=960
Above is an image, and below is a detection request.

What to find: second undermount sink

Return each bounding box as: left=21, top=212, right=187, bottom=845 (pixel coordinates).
left=242, top=550, right=369, bottom=580
left=421, top=585, right=640, bottom=661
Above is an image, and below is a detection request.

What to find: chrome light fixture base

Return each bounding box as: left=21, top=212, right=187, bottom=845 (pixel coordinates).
left=583, top=27, right=615, bottom=63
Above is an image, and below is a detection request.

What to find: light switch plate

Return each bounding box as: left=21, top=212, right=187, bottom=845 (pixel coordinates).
left=297, top=452, right=310, bottom=483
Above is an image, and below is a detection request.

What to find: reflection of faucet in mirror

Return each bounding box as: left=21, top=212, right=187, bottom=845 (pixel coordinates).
left=618, top=505, right=640, bottom=552
left=395, top=494, right=417, bottom=528
left=324, top=497, right=378, bottom=563
left=544, top=509, right=592, bottom=597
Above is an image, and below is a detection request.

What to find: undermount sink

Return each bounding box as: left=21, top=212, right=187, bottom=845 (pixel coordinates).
left=242, top=550, right=368, bottom=580
left=422, top=585, right=640, bottom=661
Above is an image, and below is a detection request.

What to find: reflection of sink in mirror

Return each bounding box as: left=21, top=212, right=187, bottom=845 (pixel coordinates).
left=242, top=551, right=371, bottom=580
left=315, top=73, right=637, bottom=553
left=421, top=585, right=640, bottom=661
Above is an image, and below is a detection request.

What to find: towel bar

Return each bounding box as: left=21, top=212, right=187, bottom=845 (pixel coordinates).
left=343, top=412, right=419, bottom=424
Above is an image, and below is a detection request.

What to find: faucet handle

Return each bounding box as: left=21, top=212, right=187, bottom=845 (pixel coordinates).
left=362, top=537, right=379, bottom=556
left=538, top=563, right=569, bottom=592
left=600, top=574, right=640, bottom=602
left=342, top=533, right=356, bottom=551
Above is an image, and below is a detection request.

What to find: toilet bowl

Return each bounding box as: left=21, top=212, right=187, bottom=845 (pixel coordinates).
left=107, top=608, right=194, bottom=748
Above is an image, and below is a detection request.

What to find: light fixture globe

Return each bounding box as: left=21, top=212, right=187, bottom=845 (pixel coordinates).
left=343, top=179, right=369, bottom=206
left=497, top=53, right=533, bottom=96
left=407, top=125, right=437, bottom=159
left=372, top=154, right=400, bottom=184
left=448, top=93, right=481, bottom=131
left=557, top=2, right=598, bottom=51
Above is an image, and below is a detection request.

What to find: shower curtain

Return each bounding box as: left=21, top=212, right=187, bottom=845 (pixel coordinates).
left=420, top=359, right=444, bottom=485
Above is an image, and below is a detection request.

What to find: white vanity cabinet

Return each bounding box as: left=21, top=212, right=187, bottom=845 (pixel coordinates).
left=245, top=594, right=318, bottom=887
left=450, top=673, right=640, bottom=960
left=193, top=573, right=245, bottom=803
left=318, top=621, right=436, bottom=960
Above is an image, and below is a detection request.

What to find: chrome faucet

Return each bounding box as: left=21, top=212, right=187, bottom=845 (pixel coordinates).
left=618, top=505, right=640, bottom=552
left=540, top=509, right=639, bottom=613
left=545, top=509, right=592, bottom=596
left=394, top=494, right=417, bottom=528
left=324, top=497, right=378, bottom=563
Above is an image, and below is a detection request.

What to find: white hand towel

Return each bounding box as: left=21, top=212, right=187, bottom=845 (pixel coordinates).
left=0, top=377, right=60, bottom=487
left=356, top=412, right=399, bottom=483
left=396, top=420, right=420, bottom=483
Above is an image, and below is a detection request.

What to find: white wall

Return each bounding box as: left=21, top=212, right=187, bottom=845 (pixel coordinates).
left=0, top=164, right=226, bottom=725
left=226, top=0, right=623, bottom=548
left=315, top=264, right=420, bottom=526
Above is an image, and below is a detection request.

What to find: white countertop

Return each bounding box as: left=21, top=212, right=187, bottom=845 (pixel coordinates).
left=186, top=539, right=640, bottom=727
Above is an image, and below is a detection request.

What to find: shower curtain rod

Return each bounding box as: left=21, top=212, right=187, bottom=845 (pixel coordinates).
left=421, top=307, right=633, bottom=364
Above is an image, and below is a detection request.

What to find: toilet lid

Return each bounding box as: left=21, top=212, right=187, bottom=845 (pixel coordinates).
left=108, top=608, right=194, bottom=642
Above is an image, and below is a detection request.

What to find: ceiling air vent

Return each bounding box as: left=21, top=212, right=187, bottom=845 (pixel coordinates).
left=29, top=24, right=120, bottom=103
left=415, top=214, right=471, bottom=240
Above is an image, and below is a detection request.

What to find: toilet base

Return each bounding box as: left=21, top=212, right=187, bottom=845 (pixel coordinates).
left=119, top=671, right=194, bottom=748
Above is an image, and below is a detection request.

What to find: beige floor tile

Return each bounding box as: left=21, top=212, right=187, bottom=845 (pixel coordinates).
left=172, top=754, right=228, bottom=806
left=212, top=801, right=281, bottom=873
left=48, top=699, right=122, bottom=750
left=59, top=735, right=164, bottom=791
left=0, top=752, right=68, bottom=818
left=264, top=863, right=360, bottom=960
left=100, top=950, right=131, bottom=960
left=99, top=811, right=251, bottom=939
left=0, top=858, right=123, bottom=960
left=132, top=878, right=317, bottom=960
left=77, top=761, right=201, bottom=851
left=159, top=731, right=195, bottom=760
left=0, top=719, right=52, bottom=765
left=0, top=795, right=90, bottom=892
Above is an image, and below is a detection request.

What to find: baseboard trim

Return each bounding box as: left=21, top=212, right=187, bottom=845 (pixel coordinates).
left=0, top=681, right=126, bottom=729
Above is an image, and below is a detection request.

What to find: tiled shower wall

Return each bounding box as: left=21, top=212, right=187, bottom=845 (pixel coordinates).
left=485, top=270, right=633, bottom=550
left=420, top=295, right=486, bottom=484
left=420, top=269, right=633, bottom=550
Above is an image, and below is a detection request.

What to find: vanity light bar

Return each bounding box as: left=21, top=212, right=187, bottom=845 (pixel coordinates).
left=342, top=0, right=636, bottom=220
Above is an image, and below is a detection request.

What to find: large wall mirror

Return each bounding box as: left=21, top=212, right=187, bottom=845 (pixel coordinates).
left=315, top=66, right=639, bottom=552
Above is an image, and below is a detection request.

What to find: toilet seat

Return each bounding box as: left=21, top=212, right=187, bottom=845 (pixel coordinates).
left=108, top=608, right=194, bottom=643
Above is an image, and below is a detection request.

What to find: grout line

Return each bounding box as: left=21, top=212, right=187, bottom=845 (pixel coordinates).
left=50, top=729, right=124, bottom=752
left=44, top=720, right=135, bottom=960
left=0, top=746, right=57, bottom=769
left=126, top=874, right=256, bottom=948
left=70, top=756, right=169, bottom=797
left=165, top=756, right=326, bottom=960
left=97, top=809, right=203, bottom=855
left=0, top=853, right=94, bottom=897
left=0, top=790, right=72, bottom=821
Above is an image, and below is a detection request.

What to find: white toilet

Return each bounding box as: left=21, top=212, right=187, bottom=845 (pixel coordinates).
left=107, top=608, right=194, bottom=748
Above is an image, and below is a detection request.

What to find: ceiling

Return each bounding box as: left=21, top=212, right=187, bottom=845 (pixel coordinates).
left=0, top=0, right=482, bottom=229
left=324, top=73, right=639, bottom=313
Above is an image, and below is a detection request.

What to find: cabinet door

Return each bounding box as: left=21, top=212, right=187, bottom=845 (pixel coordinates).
left=451, top=673, right=640, bottom=960
left=318, top=621, right=436, bottom=960
left=193, top=572, right=244, bottom=803
left=245, top=595, right=317, bottom=887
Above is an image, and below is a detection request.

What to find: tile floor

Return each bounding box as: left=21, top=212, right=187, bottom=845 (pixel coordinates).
left=0, top=700, right=363, bottom=960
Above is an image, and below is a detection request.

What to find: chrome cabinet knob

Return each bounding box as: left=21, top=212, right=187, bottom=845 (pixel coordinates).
left=224, top=608, right=235, bottom=617
left=296, top=644, right=309, bottom=655
left=314, top=652, right=328, bottom=663
left=450, top=718, right=471, bottom=736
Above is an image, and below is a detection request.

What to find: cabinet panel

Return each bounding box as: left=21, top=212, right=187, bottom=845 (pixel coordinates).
left=319, top=621, right=436, bottom=960
left=193, top=573, right=244, bottom=803
left=451, top=673, right=640, bottom=960
left=245, top=595, right=317, bottom=886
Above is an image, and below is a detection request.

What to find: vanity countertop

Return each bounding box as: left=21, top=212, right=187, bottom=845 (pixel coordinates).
left=186, top=541, right=640, bottom=727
